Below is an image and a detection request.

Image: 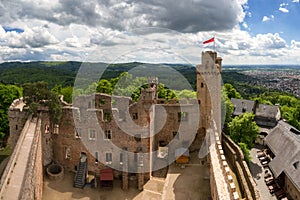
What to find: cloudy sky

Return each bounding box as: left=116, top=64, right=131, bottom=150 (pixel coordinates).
left=0, top=0, right=299, bottom=65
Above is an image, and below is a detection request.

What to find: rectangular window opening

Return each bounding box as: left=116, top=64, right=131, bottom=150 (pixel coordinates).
left=75, top=127, right=82, bottom=138
left=89, top=129, right=96, bottom=140
left=65, top=146, right=71, bottom=160
left=106, top=152, right=112, bottom=164
left=132, top=113, right=138, bottom=120
left=105, top=130, right=112, bottom=140
left=95, top=152, right=99, bottom=163
left=120, top=153, right=123, bottom=164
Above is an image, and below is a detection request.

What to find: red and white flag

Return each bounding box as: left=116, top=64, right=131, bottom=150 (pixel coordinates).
left=202, top=37, right=215, bottom=45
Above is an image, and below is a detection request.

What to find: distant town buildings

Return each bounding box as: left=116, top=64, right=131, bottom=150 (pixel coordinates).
left=242, top=70, right=300, bottom=97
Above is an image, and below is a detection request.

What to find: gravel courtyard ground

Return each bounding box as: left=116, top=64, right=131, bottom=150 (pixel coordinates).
left=43, top=152, right=211, bottom=200
left=43, top=172, right=141, bottom=200
left=249, top=145, right=276, bottom=200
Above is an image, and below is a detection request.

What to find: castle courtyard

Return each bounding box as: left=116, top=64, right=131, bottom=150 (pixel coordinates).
left=43, top=171, right=141, bottom=200
left=43, top=152, right=211, bottom=200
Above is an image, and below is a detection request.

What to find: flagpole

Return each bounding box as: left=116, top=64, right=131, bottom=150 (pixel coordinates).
left=213, top=35, right=216, bottom=53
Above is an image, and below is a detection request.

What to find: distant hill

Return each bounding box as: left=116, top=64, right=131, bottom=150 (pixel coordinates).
left=0, top=61, right=274, bottom=97
left=0, top=61, right=80, bottom=88
left=0, top=61, right=197, bottom=90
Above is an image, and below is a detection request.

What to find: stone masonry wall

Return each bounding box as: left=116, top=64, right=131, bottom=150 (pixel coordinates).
left=20, top=117, right=43, bottom=200
left=53, top=94, right=153, bottom=182
left=8, top=98, right=28, bottom=150
left=40, top=110, right=53, bottom=167
left=0, top=116, right=31, bottom=195
left=222, top=133, right=260, bottom=200
left=285, top=174, right=300, bottom=200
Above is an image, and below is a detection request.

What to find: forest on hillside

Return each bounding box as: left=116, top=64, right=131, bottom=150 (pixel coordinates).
left=0, top=61, right=278, bottom=98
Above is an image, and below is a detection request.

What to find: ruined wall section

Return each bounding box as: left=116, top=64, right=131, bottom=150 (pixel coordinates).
left=39, top=110, right=53, bottom=167
left=54, top=93, right=151, bottom=179
left=153, top=104, right=200, bottom=157
left=8, top=98, right=28, bottom=150
left=52, top=106, right=107, bottom=175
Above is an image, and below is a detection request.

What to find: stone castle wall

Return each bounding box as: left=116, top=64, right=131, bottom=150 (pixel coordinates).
left=285, top=175, right=300, bottom=200
left=8, top=98, right=28, bottom=149
left=20, top=117, right=43, bottom=200
left=0, top=116, right=32, bottom=195
left=222, top=133, right=260, bottom=200
left=209, top=129, right=239, bottom=200
left=0, top=116, right=43, bottom=200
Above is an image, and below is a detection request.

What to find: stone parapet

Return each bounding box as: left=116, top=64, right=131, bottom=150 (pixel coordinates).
left=222, top=133, right=260, bottom=200
left=210, top=131, right=239, bottom=200
left=209, top=129, right=234, bottom=200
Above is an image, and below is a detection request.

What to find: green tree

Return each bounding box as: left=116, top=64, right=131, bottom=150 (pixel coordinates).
left=47, top=92, right=62, bottom=125
left=23, top=82, right=62, bottom=125
left=0, top=83, right=22, bottom=143
left=251, top=97, right=273, bottom=105
left=96, top=79, right=113, bottom=94
left=222, top=88, right=234, bottom=134
left=174, top=89, right=196, bottom=100
left=85, top=82, right=98, bottom=94
left=52, top=85, right=73, bottom=104
left=157, top=84, right=177, bottom=101
left=223, top=83, right=242, bottom=99
left=60, top=86, right=73, bottom=104
left=257, top=92, right=300, bottom=130
left=112, top=73, right=147, bottom=98
left=238, top=142, right=251, bottom=164
left=228, top=112, right=259, bottom=149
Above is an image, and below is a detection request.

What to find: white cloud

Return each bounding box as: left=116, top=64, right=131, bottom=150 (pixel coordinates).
left=279, top=7, right=289, bottom=13
left=0, top=26, right=296, bottom=65
left=0, top=0, right=299, bottom=65
left=0, top=26, right=58, bottom=48
left=0, top=0, right=247, bottom=33
left=292, top=0, right=299, bottom=3
left=242, top=22, right=248, bottom=29
left=253, top=33, right=287, bottom=49
left=262, top=15, right=274, bottom=22
left=279, top=3, right=289, bottom=13
left=291, top=40, right=300, bottom=49
left=280, top=3, right=289, bottom=6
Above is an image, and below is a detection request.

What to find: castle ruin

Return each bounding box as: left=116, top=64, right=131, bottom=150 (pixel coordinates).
left=1, top=51, right=242, bottom=200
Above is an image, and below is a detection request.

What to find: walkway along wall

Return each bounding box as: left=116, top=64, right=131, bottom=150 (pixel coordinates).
left=0, top=116, right=43, bottom=200
left=20, top=117, right=43, bottom=200
left=222, top=133, right=260, bottom=200
left=0, top=116, right=32, bottom=196
left=209, top=129, right=240, bottom=200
